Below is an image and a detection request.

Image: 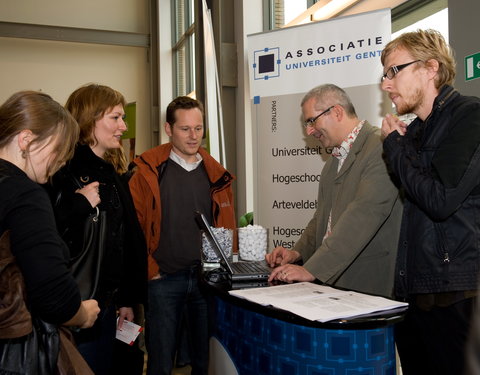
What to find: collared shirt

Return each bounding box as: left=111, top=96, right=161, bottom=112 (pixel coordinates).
left=324, top=120, right=365, bottom=240
left=169, top=150, right=203, bottom=171
left=331, top=120, right=365, bottom=171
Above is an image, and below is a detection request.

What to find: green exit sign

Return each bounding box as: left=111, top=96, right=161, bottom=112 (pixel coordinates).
left=465, top=52, right=480, bottom=81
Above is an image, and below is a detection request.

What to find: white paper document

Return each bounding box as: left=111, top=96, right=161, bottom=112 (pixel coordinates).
left=115, top=319, right=143, bottom=345
left=228, top=282, right=408, bottom=322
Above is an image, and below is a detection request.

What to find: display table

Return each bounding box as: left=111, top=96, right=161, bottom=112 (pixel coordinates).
left=205, top=279, right=405, bottom=375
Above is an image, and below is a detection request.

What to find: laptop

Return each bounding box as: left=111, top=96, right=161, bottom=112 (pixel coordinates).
left=195, top=211, right=272, bottom=281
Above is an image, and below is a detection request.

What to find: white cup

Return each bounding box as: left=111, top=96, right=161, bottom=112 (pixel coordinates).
left=238, top=226, right=268, bottom=261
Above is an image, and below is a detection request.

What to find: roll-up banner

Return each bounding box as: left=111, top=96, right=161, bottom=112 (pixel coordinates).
left=248, top=9, right=391, bottom=251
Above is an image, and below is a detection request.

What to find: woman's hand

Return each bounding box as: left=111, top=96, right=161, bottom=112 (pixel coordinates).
left=117, top=307, right=134, bottom=329
left=63, top=299, right=100, bottom=329
left=76, top=181, right=101, bottom=208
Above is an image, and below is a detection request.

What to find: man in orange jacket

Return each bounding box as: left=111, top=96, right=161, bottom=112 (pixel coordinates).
left=129, top=96, right=235, bottom=375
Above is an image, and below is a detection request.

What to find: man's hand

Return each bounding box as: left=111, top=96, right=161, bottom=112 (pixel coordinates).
left=265, top=246, right=300, bottom=267
left=381, top=113, right=407, bottom=138
left=268, top=264, right=315, bottom=283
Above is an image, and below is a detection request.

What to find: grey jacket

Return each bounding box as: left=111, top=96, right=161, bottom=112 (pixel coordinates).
left=294, top=122, right=403, bottom=297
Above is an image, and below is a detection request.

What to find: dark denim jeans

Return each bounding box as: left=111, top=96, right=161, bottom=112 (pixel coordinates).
left=146, top=266, right=209, bottom=375
left=74, top=303, right=117, bottom=375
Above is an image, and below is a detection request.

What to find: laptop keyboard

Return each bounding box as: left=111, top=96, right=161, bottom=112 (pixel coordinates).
left=232, top=261, right=271, bottom=274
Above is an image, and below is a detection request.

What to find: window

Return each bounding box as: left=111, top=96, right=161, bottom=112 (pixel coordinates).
left=265, top=0, right=316, bottom=30
left=172, top=0, right=196, bottom=97
left=393, top=7, right=448, bottom=42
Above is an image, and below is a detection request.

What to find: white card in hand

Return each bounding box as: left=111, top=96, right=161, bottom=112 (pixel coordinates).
left=115, top=318, right=143, bottom=346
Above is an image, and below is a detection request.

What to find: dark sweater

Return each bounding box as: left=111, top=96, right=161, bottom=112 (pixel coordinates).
left=156, top=159, right=212, bottom=273
left=0, top=159, right=81, bottom=324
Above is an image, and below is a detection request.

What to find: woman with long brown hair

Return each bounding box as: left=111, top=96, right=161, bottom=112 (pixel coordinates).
left=50, top=84, right=147, bottom=375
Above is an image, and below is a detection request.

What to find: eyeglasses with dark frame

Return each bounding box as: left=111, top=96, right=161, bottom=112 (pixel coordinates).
left=303, top=105, right=335, bottom=128
left=381, top=60, right=422, bottom=82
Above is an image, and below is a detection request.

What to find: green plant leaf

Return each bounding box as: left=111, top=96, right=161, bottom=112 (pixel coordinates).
left=239, top=212, right=254, bottom=227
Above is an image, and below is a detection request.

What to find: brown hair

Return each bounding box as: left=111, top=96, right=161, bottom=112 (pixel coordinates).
left=65, top=84, right=127, bottom=173
left=166, top=96, right=204, bottom=126
left=381, top=29, right=456, bottom=88
left=0, top=90, right=79, bottom=178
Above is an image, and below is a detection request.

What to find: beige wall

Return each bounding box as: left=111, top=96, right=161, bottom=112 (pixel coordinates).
left=0, top=0, right=148, bottom=33
left=0, top=0, right=152, bottom=156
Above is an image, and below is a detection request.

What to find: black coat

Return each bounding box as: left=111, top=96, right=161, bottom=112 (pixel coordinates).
left=384, top=85, right=480, bottom=298
left=49, top=145, right=147, bottom=308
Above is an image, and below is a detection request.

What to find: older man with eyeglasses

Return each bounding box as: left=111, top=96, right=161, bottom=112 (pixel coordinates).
left=267, top=83, right=403, bottom=299
left=380, top=29, right=480, bottom=375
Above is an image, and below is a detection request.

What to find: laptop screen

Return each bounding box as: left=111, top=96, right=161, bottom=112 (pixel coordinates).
left=194, top=211, right=234, bottom=274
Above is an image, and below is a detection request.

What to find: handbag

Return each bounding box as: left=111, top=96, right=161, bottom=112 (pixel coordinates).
left=0, top=317, right=59, bottom=375
left=69, top=206, right=107, bottom=300
left=0, top=230, right=94, bottom=375
left=56, top=172, right=107, bottom=300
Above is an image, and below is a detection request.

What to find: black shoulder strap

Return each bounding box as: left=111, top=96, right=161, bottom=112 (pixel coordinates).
left=54, top=169, right=82, bottom=207
left=68, top=173, right=83, bottom=189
